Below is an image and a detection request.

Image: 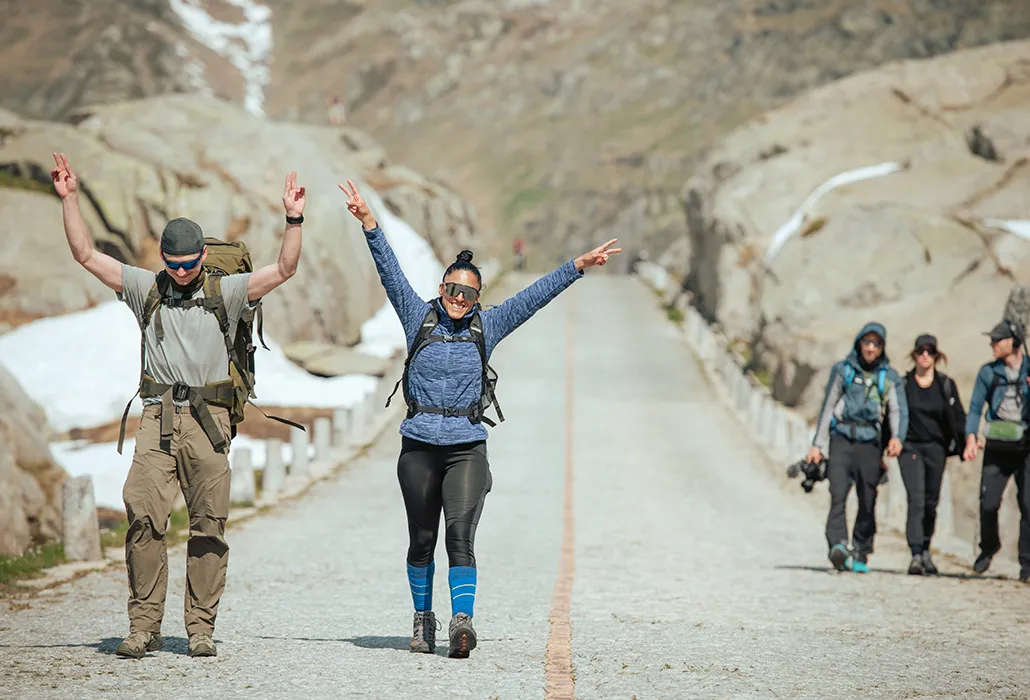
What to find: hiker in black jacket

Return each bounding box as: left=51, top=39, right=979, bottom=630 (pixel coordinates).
left=899, top=334, right=967, bottom=576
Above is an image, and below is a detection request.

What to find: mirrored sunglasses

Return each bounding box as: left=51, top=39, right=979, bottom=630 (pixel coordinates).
left=163, top=254, right=203, bottom=271
left=443, top=282, right=480, bottom=302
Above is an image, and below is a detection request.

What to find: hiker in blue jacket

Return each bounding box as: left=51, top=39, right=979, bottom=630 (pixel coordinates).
left=339, top=179, right=621, bottom=658
left=807, top=322, right=909, bottom=573
left=962, top=319, right=1030, bottom=583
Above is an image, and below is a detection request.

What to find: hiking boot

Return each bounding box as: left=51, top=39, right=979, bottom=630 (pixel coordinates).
left=114, top=629, right=163, bottom=658
left=828, top=544, right=850, bottom=572
left=973, top=552, right=993, bottom=575
left=410, top=611, right=439, bottom=654
left=851, top=552, right=869, bottom=574
left=921, top=550, right=939, bottom=576
left=188, top=633, right=217, bottom=658
left=907, top=555, right=924, bottom=576
left=1020, top=567, right=1029, bottom=584
left=447, top=613, right=477, bottom=659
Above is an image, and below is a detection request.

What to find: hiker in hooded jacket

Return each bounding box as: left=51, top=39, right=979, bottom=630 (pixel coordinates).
left=51, top=153, right=306, bottom=658
left=338, top=179, right=621, bottom=659
left=898, top=334, right=967, bottom=576
left=963, top=319, right=1030, bottom=584
left=807, top=322, right=909, bottom=573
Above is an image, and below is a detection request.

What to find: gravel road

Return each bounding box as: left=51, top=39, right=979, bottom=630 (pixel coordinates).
left=2, top=275, right=1028, bottom=700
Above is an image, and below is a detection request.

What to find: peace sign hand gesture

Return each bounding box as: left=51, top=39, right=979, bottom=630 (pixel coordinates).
left=283, top=171, right=306, bottom=218
left=338, top=179, right=377, bottom=230
left=50, top=153, right=78, bottom=199
left=575, top=238, right=623, bottom=271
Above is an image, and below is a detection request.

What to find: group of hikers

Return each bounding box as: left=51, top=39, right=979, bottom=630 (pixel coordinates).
left=48, top=142, right=1030, bottom=666
left=50, top=153, right=620, bottom=660
left=805, top=319, right=1030, bottom=584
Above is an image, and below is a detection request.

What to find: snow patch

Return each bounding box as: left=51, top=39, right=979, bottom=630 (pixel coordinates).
left=50, top=434, right=309, bottom=510
left=168, top=0, right=273, bottom=117
left=983, top=219, right=1030, bottom=242
left=764, top=162, right=904, bottom=265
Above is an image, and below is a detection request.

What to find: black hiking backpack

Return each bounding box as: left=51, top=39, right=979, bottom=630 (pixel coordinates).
left=385, top=306, right=505, bottom=427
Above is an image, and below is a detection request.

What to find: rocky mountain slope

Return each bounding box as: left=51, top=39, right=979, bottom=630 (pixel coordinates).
left=4, top=1, right=1030, bottom=269
left=0, top=95, right=477, bottom=338
left=668, top=39, right=1030, bottom=418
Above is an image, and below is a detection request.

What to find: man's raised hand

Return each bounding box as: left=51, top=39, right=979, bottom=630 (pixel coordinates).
left=283, top=171, right=306, bottom=218
left=50, top=153, right=78, bottom=199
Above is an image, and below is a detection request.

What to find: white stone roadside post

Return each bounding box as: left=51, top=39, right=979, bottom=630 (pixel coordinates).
left=62, top=476, right=102, bottom=562
left=290, top=425, right=309, bottom=476
left=313, top=416, right=332, bottom=462
left=230, top=447, right=256, bottom=505
left=332, top=407, right=350, bottom=447
left=261, top=438, right=285, bottom=504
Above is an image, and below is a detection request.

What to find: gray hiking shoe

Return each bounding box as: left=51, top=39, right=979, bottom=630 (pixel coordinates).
left=921, top=550, right=939, bottom=576
left=448, top=613, right=477, bottom=659
left=410, top=611, right=439, bottom=653
left=114, top=629, right=163, bottom=658
left=188, top=633, right=217, bottom=658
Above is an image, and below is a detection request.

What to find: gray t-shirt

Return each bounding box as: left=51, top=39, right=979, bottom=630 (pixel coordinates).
left=997, top=365, right=1024, bottom=423
left=118, top=265, right=253, bottom=406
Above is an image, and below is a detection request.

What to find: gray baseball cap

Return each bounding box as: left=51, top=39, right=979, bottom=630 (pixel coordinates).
left=160, top=218, right=205, bottom=256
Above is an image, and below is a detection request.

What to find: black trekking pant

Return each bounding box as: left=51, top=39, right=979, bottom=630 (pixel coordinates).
left=397, top=437, right=492, bottom=568
left=899, top=441, right=948, bottom=555
left=979, top=443, right=1030, bottom=569
left=825, top=434, right=883, bottom=555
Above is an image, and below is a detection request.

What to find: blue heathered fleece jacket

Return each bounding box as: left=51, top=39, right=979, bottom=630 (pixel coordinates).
left=364, top=224, right=583, bottom=445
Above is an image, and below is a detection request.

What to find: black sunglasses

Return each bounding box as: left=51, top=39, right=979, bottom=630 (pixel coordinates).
left=915, top=347, right=937, bottom=356
left=443, top=282, right=480, bottom=303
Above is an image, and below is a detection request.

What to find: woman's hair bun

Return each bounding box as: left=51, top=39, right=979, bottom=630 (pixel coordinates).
left=456, top=250, right=474, bottom=263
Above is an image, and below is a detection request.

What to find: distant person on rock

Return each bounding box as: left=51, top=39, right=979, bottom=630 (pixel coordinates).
left=962, top=319, right=1030, bottom=583
left=339, top=179, right=620, bottom=658
left=51, top=153, right=307, bottom=659
left=807, top=322, right=908, bottom=574
left=327, top=95, right=347, bottom=126
left=898, top=334, right=967, bottom=576
left=512, top=238, right=525, bottom=271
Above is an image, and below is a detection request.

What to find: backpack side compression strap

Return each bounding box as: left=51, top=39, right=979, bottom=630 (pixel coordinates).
left=202, top=275, right=306, bottom=432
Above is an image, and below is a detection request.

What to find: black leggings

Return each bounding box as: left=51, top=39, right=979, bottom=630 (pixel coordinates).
left=899, top=441, right=947, bottom=555
left=397, top=437, right=492, bottom=568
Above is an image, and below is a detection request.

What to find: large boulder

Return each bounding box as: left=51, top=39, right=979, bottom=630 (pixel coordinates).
left=0, top=96, right=386, bottom=345
left=0, top=96, right=482, bottom=345
left=674, top=40, right=1030, bottom=416
left=0, top=189, right=112, bottom=326
left=0, top=362, right=65, bottom=555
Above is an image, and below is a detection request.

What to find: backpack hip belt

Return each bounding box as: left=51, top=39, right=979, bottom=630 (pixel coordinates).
left=139, top=375, right=235, bottom=453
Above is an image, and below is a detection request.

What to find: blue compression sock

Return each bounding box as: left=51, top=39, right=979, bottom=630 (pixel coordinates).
left=449, top=566, right=477, bottom=618
left=407, top=561, right=434, bottom=612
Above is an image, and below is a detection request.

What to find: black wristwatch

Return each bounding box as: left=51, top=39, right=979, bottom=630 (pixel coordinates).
left=286, top=214, right=304, bottom=225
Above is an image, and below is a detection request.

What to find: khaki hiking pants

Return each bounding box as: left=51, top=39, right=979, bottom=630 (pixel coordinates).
left=122, top=402, right=232, bottom=637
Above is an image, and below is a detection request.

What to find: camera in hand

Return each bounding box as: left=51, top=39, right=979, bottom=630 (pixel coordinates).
left=786, top=458, right=827, bottom=493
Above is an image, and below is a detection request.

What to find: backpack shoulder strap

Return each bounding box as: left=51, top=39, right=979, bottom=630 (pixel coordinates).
left=469, top=310, right=487, bottom=366
left=386, top=305, right=439, bottom=409
left=203, top=275, right=253, bottom=396
left=987, top=371, right=1004, bottom=406
left=470, top=309, right=504, bottom=426
left=119, top=273, right=170, bottom=455
left=842, top=364, right=855, bottom=387
left=878, top=367, right=888, bottom=403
